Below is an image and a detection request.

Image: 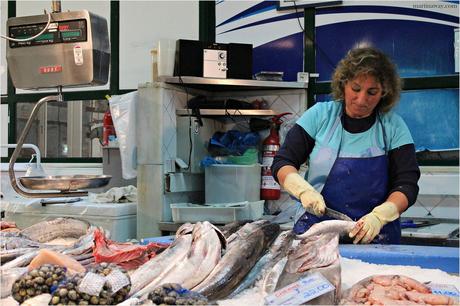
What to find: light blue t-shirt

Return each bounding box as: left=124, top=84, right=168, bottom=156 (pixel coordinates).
left=296, top=101, right=414, bottom=159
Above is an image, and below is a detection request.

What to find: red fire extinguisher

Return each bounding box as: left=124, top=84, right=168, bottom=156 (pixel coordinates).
left=102, top=107, right=116, bottom=146
left=261, top=112, right=292, bottom=200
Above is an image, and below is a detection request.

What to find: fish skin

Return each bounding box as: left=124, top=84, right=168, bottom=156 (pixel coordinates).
left=193, top=221, right=280, bottom=300
left=219, top=220, right=252, bottom=238
left=261, top=256, right=288, bottom=295
left=286, top=233, right=339, bottom=273
left=0, top=251, right=40, bottom=270
left=147, top=221, right=224, bottom=290
left=229, top=230, right=294, bottom=297
left=129, top=234, right=193, bottom=298
left=20, top=217, right=90, bottom=243
left=296, top=220, right=356, bottom=240
left=1, top=247, right=40, bottom=264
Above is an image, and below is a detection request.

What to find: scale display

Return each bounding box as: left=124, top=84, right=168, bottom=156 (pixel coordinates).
left=9, top=19, right=87, bottom=48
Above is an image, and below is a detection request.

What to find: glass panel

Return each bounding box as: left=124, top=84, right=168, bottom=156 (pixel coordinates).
left=15, top=99, right=107, bottom=158
left=120, top=1, right=199, bottom=89
left=396, top=89, right=459, bottom=152
left=315, top=4, right=458, bottom=81
left=315, top=89, right=459, bottom=152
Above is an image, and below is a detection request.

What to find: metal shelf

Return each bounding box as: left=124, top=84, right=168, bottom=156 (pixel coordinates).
left=160, top=76, right=308, bottom=91
left=176, top=108, right=276, bottom=116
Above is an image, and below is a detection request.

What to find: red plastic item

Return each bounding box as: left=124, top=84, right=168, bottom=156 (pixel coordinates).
left=261, top=112, right=292, bottom=200
left=102, top=108, right=115, bottom=146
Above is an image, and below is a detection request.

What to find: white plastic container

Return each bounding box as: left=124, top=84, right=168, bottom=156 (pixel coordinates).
left=205, top=164, right=261, bottom=204
left=171, top=200, right=264, bottom=223
left=2, top=198, right=137, bottom=241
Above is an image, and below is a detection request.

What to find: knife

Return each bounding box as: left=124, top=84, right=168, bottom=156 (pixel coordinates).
left=324, top=207, right=353, bottom=221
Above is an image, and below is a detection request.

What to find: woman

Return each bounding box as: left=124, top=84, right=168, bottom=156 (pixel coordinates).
left=272, top=47, right=420, bottom=244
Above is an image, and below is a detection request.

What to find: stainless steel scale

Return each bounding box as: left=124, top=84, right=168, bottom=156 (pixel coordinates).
left=5, top=1, right=111, bottom=198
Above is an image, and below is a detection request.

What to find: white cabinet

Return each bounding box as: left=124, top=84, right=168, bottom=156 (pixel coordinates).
left=136, top=77, right=308, bottom=238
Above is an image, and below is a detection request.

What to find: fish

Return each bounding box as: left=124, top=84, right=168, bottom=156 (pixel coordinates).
left=192, top=220, right=280, bottom=300
left=296, top=220, right=356, bottom=240
left=20, top=217, right=90, bottom=243
left=0, top=234, right=43, bottom=250
left=1, top=228, right=97, bottom=269
left=229, top=230, right=294, bottom=297
left=1, top=247, right=40, bottom=264
left=261, top=256, right=288, bottom=295
left=129, top=231, right=193, bottom=297
left=286, top=233, right=339, bottom=273
left=0, top=250, right=40, bottom=270
left=219, top=220, right=252, bottom=238
left=269, top=220, right=348, bottom=305
left=140, top=221, right=225, bottom=290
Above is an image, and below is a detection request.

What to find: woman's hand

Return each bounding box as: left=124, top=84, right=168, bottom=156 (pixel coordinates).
left=349, top=201, right=399, bottom=243
left=282, top=172, right=326, bottom=216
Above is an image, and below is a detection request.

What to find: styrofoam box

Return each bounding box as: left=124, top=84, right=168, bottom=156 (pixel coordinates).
left=205, top=164, right=261, bottom=204
left=171, top=200, right=264, bottom=224
left=2, top=199, right=137, bottom=242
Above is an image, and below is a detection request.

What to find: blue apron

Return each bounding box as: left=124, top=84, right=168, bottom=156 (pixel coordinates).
left=293, top=113, right=400, bottom=244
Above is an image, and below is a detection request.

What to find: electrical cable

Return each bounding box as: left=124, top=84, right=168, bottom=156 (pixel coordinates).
left=292, top=1, right=336, bottom=71
left=1, top=13, right=52, bottom=42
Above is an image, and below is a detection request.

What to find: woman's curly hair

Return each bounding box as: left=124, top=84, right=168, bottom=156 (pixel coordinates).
left=331, top=47, right=401, bottom=113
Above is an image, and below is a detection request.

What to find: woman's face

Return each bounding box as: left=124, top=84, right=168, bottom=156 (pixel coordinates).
left=344, top=74, right=383, bottom=118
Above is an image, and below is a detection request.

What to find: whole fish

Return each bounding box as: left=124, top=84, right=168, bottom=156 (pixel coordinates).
left=296, top=220, right=356, bottom=240
left=219, top=220, right=252, bottom=238
left=0, top=250, right=40, bottom=270
left=142, top=221, right=225, bottom=290
left=261, top=256, right=288, bottom=295
left=286, top=232, right=339, bottom=273
left=270, top=220, right=347, bottom=305
left=229, top=230, right=294, bottom=297
left=1, top=237, right=42, bottom=250
left=1, top=247, right=40, bottom=264
left=20, top=217, right=90, bottom=243
left=193, top=220, right=280, bottom=300
left=129, top=232, right=193, bottom=297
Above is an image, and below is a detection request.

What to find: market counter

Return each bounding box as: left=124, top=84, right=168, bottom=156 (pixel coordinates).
left=1, top=196, right=137, bottom=241
left=339, top=244, right=459, bottom=274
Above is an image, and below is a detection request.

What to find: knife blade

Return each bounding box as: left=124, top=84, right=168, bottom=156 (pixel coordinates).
left=324, top=207, right=353, bottom=221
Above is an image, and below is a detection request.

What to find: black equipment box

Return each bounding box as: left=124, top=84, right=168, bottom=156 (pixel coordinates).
left=174, top=39, right=253, bottom=79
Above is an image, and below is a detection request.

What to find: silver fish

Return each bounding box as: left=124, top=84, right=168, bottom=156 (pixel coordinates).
left=296, top=220, right=356, bottom=240
left=286, top=233, right=339, bottom=273
left=1, top=247, right=40, bottom=264
left=129, top=232, right=193, bottom=298
left=229, top=230, right=294, bottom=297
left=144, top=221, right=225, bottom=290
left=192, top=220, right=280, bottom=300
left=261, top=256, right=288, bottom=295
left=20, top=217, right=90, bottom=243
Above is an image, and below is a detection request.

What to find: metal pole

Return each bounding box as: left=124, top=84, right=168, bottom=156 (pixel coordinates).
left=51, top=1, right=61, bottom=13
left=8, top=95, right=88, bottom=198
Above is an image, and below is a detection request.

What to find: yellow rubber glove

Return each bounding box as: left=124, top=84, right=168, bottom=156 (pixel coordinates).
left=282, top=172, right=326, bottom=216
left=349, top=201, right=400, bottom=244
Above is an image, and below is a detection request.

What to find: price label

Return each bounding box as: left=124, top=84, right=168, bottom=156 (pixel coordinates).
left=264, top=272, right=335, bottom=305
left=427, top=283, right=459, bottom=299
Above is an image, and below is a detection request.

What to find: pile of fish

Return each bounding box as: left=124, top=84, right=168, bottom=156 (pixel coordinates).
left=340, top=274, right=457, bottom=305
left=123, top=220, right=281, bottom=304
left=1, top=218, right=96, bottom=270
left=258, top=220, right=356, bottom=305
left=2, top=216, right=457, bottom=305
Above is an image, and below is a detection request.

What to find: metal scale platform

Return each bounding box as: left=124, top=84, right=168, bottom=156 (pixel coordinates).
left=5, top=1, right=112, bottom=198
